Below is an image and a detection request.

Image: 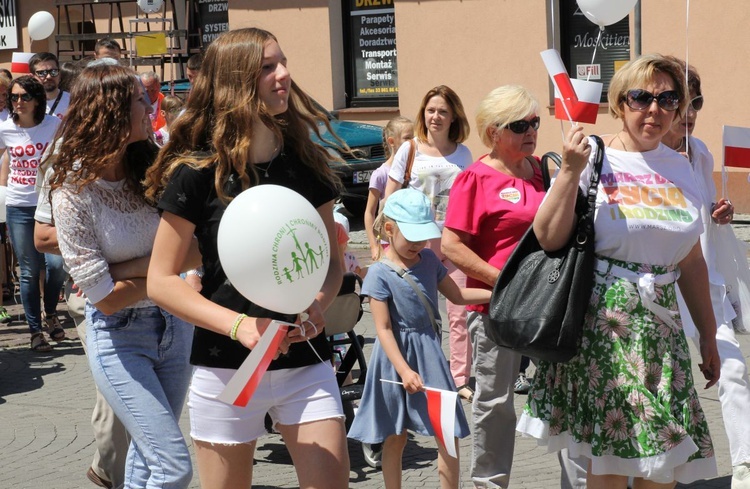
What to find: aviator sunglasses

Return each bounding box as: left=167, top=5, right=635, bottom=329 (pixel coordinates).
left=625, top=89, right=680, bottom=111
left=34, top=69, right=60, bottom=78
left=10, top=93, right=33, bottom=103
left=505, top=116, right=541, bottom=134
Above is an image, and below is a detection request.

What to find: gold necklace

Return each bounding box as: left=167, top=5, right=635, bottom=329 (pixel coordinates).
left=615, top=132, right=631, bottom=152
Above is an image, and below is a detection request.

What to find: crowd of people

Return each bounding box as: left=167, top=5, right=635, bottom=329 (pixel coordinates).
left=1, top=26, right=749, bottom=489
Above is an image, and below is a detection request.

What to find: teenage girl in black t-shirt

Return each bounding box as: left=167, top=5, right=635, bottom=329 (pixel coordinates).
left=144, top=28, right=349, bottom=488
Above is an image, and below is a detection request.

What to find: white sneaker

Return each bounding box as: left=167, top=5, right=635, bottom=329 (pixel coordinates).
left=514, top=373, right=531, bottom=394
left=733, top=463, right=750, bottom=489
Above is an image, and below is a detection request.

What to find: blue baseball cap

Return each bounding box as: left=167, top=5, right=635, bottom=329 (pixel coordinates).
left=383, top=189, right=441, bottom=242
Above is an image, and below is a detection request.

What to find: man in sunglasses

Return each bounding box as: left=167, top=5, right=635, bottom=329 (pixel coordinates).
left=29, top=52, right=70, bottom=119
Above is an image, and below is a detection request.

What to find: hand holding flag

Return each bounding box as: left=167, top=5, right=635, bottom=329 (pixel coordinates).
left=381, top=379, right=459, bottom=458
left=217, top=320, right=292, bottom=407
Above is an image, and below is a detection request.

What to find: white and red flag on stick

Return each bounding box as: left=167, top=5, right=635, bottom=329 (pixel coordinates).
left=723, top=125, right=750, bottom=169
left=426, top=387, right=459, bottom=458
left=217, top=320, right=290, bottom=407
left=381, top=379, right=459, bottom=458
left=541, top=49, right=602, bottom=125
left=11, top=52, right=34, bottom=74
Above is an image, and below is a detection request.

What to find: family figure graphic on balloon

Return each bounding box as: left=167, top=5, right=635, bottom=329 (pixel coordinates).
left=284, top=227, right=327, bottom=283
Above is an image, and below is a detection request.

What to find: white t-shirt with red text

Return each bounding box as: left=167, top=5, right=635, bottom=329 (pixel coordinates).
left=0, top=115, right=60, bottom=207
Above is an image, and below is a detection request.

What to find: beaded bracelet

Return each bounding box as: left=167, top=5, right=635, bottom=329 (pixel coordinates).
left=229, top=313, right=247, bottom=341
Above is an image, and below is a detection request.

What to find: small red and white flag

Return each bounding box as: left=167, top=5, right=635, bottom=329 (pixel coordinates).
left=541, top=49, right=602, bottom=124
left=217, top=320, right=290, bottom=407
left=11, top=52, right=35, bottom=74
left=723, top=125, right=750, bottom=169
left=426, top=387, right=459, bottom=458
left=380, top=379, right=460, bottom=458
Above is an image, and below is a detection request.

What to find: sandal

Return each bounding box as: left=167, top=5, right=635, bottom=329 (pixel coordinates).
left=30, top=333, right=52, bottom=352
left=45, top=315, right=66, bottom=342
left=457, top=384, right=474, bottom=402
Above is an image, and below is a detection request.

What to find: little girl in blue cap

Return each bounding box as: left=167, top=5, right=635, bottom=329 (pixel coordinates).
left=348, top=188, right=491, bottom=488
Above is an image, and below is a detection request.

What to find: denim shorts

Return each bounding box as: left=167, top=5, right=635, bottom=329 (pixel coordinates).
left=188, top=361, right=344, bottom=444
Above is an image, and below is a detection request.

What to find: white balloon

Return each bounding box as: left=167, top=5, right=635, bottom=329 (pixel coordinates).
left=218, top=185, right=330, bottom=314
left=28, top=11, right=56, bottom=41
left=0, top=186, right=6, bottom=223
left=577, top=0, right=637, bottom=28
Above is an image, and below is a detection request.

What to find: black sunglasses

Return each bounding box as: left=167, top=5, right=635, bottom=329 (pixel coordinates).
left=34, top=69, right=59, bottom=78
left=625, top=89, right=680, bottom=111
left=689, top=95, right=704, bottom=112
left=10, top=93, right=33, bottom=103
left=505, top=116, right=541, bottom=134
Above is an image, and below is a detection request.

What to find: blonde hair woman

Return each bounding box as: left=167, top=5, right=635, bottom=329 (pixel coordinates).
left=517, top=54, right=721, bottom=489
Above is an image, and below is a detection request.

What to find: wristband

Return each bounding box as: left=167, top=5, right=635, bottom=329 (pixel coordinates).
left=187, top=269, right=204, bottom=278
left=229, top=313, right=247, bottom=341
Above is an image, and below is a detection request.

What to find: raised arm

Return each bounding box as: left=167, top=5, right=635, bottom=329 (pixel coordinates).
left=533, top=125, right=591, bottom=251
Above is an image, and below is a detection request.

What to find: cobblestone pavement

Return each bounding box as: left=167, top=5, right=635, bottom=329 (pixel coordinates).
left=1, top=215, right=749, bottom=488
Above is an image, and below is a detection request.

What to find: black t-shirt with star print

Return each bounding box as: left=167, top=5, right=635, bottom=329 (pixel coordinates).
left=157, top=147, right=338, bottom=370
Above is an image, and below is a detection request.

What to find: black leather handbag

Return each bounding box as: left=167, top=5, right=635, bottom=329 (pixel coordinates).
left=486, top=135, right=604, bottom=363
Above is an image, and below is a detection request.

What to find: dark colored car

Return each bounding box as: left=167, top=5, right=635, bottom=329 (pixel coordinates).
left=312, top=107, right=387, bottom=216
left=162, top=81, right=386, bottom=215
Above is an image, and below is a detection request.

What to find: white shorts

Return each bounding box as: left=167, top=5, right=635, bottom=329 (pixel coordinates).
left=188, top=361, right=344, bottom=444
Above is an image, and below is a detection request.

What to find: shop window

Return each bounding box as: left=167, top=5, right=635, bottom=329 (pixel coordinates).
left=341, top=0, right=399, bottom=108
left=557, top=0, right=632, bottom=102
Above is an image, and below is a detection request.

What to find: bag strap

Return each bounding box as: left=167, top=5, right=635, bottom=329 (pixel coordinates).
left=401, top=139, right=417, bottom=189
left=47, top=90, right=64, bottom=116
left=575, top=135, right=605, bottom=244
left=380, top=257, right=441, bottom=336
left=539, top=152, right=562, bottom=191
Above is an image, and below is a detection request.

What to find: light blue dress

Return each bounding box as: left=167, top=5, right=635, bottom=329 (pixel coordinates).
left=348, top=249, right=470, bottom=443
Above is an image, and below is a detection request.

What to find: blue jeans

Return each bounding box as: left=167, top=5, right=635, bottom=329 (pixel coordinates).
left=5, top=205, right=67, bottom=334
left=86, top=304, right=194, bottom=489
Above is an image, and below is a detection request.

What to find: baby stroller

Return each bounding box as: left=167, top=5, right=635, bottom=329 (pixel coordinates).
left=324, top=272, right=382, bottom=468
left=324, top=272, right=367, bottom=429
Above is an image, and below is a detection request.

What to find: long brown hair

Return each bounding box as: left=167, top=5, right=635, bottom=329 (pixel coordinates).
left=48, top=64, right=158, bottom=197
left=144, top=27, right=342, bottom=204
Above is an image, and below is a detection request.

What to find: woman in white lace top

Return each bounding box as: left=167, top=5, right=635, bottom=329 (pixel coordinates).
left=49, top=64, right=200, bottom=488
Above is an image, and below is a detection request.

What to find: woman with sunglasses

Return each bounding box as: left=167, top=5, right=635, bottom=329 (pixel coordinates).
left=662, top=58, right=750, bottom=489
left=441, top=85, right=544, bottom=488
left=0, top=75, right=66, bottom=351
left=517, top=54, right=721, bottom=489
left=383, top=85, right=474, bottom=404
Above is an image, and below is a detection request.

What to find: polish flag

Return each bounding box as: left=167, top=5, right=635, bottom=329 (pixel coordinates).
left=541, top=49, right=602, bottom=124
left=426, top=387, right=458, bottom=458
left=11, top=53, right=35, bottom=74
left=217, top=320, right=290, bottom=407
left=723, top=125, right=750, bottom=169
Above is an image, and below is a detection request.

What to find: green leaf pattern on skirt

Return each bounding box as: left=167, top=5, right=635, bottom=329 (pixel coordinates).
left=524, top=256, right=713, bottom=462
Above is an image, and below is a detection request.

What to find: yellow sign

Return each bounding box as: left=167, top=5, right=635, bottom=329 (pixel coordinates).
left=135, top=32, right=168, bottom=56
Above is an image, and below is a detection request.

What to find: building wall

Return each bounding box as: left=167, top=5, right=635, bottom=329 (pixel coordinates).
left=2, top=1, right=748, bottom=209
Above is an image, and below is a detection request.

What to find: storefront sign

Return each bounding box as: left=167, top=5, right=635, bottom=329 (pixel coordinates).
left=197, top=0, right=228, bottom=46
left=560, top=0, right=630, bottom=101
left=347, top=0, right=398, bottom=106
left=0, top=0, right=18, bottom=50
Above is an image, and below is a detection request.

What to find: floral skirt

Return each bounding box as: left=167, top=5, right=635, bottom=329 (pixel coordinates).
left=517, top=256, right=717, bottom=484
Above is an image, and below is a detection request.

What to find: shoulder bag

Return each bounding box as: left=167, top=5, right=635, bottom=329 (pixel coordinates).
left=401, top=139, right=417, bottom=189
left=486, top=135, right=604, bottom=363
